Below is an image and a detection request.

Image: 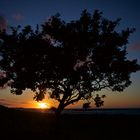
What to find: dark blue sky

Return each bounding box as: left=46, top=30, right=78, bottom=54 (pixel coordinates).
left=0, top=0, right=140, bottom=49
left=0, top=0, right=140, bottom=108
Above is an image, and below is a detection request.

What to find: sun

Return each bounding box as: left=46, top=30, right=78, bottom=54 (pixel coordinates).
left=38, top=102, right=50, bottom=109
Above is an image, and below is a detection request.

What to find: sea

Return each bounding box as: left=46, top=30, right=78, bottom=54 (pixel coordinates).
left=19, top=108, right=140, bottom=115
left=62, top=108, right=140, bottom=115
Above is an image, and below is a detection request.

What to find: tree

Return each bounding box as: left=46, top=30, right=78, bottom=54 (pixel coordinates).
left=83, top=102, right=91, bottom=111
left=0, top=10, right=140, bottom=115
left=94, top=94, right=106, bottom=108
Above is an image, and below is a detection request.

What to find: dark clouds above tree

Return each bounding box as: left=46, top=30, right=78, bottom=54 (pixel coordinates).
left=129, top=42, right=140, bottom=51
left=0, top=15, right=7, bottom=31
left=12, top=13, right=24, bottom=22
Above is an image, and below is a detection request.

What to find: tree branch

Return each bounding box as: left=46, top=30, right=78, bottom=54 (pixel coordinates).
left=64, top=94, right=82, bottom=107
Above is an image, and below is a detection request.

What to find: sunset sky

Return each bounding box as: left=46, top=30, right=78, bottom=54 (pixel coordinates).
left=0, top=0, right=140, bottom=109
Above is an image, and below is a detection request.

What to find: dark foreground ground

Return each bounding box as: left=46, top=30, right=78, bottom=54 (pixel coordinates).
left=0, top=107, right=140, bottom=140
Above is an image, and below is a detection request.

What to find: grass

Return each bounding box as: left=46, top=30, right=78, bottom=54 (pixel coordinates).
left=0, top=108, right=140, bottom=140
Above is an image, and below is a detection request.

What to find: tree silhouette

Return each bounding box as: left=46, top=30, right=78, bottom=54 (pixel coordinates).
left=0, top=10, right=140, bottom=115
left=94, top=94, right=106, bottom=108
left=83, top=102, right=91, bottom=111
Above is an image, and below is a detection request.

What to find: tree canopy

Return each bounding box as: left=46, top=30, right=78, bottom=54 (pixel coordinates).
left=0, top=10, right=140, bottom=115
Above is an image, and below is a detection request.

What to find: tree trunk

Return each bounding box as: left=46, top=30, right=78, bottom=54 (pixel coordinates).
left=55, top=90, right=70, bottom=117
left=55, top=102, right=65, bottom=117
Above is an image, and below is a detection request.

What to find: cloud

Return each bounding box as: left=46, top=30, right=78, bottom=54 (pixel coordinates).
left=0, top=99, right=29, bottom=107
left=20, top=101, right=30, bottom=105
left=0, top=14, right=7, bottom=31
left=0, top=99, right=13, bottom=106
left=12, top=13, right=24, bottom=21
left=0, top=99, right=6, bottom=102
left=129, top=42, right=140, bottom=51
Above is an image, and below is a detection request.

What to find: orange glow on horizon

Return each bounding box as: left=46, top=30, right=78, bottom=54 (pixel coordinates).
left=37, top=102, right=51, bottom=109
left=0, top=88, right=140, bottom=109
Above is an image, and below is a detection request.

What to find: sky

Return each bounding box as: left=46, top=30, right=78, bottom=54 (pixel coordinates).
left=0, top=0, right=140, bottom=109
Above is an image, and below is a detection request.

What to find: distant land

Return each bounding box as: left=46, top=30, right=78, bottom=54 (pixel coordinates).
left=1, top=104, right=140, bottom=115
left=15, top=108, right=140, bottom=115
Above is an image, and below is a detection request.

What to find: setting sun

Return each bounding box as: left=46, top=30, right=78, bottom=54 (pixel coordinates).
left=38, top=102, right=50, bottom=109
